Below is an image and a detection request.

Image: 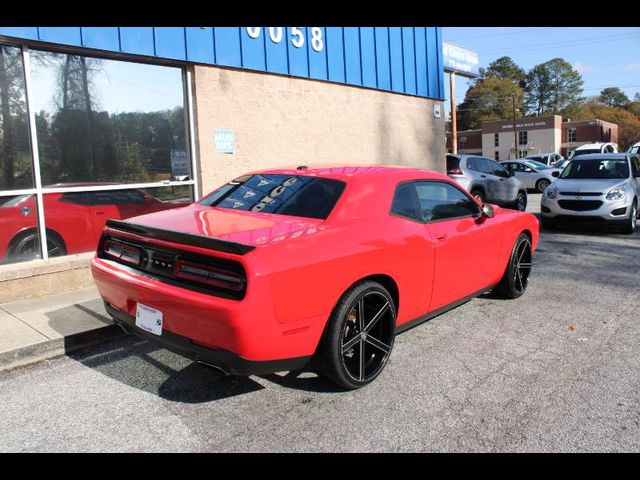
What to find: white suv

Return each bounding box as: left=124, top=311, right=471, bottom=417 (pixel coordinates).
left=541, top=153, right=640, bottom=234
left=568, top=142, right=618, bottom=160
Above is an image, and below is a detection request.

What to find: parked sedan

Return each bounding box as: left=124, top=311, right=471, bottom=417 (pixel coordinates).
left=501, top=159, right=559, bottom=192
left=92, top=165, right=539, bottom=389
left=0, top=186, right=191, bottom=264
left=447, top=154, right=528, bottom=211
left=541, top=153, right=640, bottom=233
left=525, top=152, right=564, bottom=166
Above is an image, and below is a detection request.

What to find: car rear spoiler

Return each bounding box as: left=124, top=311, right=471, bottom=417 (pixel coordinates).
left=105, top=219, right=256, bottom=255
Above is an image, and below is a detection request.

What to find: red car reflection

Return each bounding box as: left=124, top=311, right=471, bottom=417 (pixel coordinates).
left=0, top=184, right=191, bottom=263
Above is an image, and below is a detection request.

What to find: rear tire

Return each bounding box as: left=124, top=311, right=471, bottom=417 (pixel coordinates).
left=621, top=201, right=637, bottom=235
left=495, top=233, right=532, bottom=299
left=536, top=179, right=551, bottom=193
left=314, top=281, right=396, bottom=390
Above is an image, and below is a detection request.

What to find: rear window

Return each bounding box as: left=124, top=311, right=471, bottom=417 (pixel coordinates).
left=199, top=174, right=346, bottom=220
left=446, top=155, right=460, bottom=173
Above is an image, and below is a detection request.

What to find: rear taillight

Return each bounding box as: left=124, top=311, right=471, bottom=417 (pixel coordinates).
left=102, top=239, right=142, bottom=266
left=447, top=168, right=463, bottom=175
left=174, top=259, right=245, bottom=292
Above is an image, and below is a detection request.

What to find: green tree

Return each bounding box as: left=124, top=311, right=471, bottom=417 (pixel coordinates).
left=570, top=103, right=640, bottom=151
left=457, top=77, right=524, bottom=131
left=479, top=56, right=526, bottom=88
left=599, top=87, right=629, bottom=108
left=525, top=58, right=584, bottom=115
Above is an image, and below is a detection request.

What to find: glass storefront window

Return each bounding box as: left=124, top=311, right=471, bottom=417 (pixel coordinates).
left=0, top=194, right=41, bottom=264
left=0, top=45, right=33, bottom=190
left=0, top=43, right=194, bottom=265
left=29, top=50, right=190, bottom=186
left=42, top=185, right=193, bottom=257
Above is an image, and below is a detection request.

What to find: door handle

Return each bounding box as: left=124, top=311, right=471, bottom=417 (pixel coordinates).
left=435, top=232, right=447, bottom=240
left=480, top=175, right=486, bottom=178
left=95, top=211, right=105, bottom=215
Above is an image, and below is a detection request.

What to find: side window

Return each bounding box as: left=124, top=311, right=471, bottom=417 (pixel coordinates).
left=466, top=157, right=479, bottom=171
left=414, top=181, right=479, bottom=222
left=90, top=190, right=146, bottom=206
left=487, top=159, right=508, bottom=177
left=503, top=163, right=515, bottom=174
left=475, top=158, right=493, bottom=174
left=391, top=183, right=421, bottom=221
left=631, top=156, right=640, bottom=177
left=58, top=192, right=90, bottom=206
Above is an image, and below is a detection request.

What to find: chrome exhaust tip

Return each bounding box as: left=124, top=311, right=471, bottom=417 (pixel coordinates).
left=196, top=360, right=230, bottom=376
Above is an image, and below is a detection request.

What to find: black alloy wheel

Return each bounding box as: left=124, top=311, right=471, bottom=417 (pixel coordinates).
left=315, top=281, right=396, bottom=389
left=7, top=231, right=67, bottom=262
left=536, top=179, right=551, bottom=193
left=515, top=192, right=527, bottom=211
left=496, top=233, right=532, bottom=299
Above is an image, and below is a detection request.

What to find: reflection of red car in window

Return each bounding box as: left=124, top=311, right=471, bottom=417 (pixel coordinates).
left=92, top=166, right=539, bottom=389
left=0, top=184, right=191, bottom=263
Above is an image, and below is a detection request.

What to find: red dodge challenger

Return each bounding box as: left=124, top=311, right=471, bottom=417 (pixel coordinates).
left=91, top=165, right=539, bottom=389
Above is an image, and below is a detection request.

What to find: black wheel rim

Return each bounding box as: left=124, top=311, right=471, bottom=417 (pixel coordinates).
left=13, top=235, right=62, bottom=261
left=517, top=195, right=526, bottom=211
left=340, top=291, right=395, bottom=382
left=513, top=239, right=532, bottom=294
left=538, top=180, right=549, bottom=192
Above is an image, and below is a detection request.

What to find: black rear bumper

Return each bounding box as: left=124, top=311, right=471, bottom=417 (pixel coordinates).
left=105, top=303, right=311, bottom=376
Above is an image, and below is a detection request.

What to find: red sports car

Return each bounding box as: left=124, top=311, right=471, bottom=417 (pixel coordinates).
left=91, top=166, right=539, bottom=389
left=0, top=186, right=190, bottom=264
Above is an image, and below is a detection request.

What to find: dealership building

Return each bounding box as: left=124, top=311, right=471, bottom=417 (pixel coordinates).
left=447, top=115, right=619, bottom=160
left=0, top=27, right=446, bottom=301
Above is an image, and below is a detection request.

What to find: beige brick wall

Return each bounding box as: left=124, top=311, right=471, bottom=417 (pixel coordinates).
left=192, top=66, right=445, bottom=195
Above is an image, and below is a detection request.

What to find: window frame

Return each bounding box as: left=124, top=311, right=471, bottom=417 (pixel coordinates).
left=0, top=42, right=198, bottom=261
left=567, top=128, right=577, bottom=143
left=494, top=133, right=499, bottom=147
left=389, top=179, right=481, bottom=225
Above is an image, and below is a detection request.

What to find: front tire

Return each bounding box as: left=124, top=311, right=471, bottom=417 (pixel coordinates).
left=495, top=233, right=532, bottom=299
left=514, top=191, right=527, bottom=211
left=621, top=201, right=637, bottom=235
left=7, top=230, right=67, bottom=262
left=470, top=188, right=485, bottom=203
left=314, top=281, right=396, bottom=390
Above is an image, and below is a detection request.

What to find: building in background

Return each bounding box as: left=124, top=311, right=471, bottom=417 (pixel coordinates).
left=447, top=115, right=618, bottom=160
left=0, top=27, right=445, bottom=300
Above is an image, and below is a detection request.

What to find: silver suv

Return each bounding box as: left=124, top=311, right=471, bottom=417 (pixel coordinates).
left=447, top=154, right=528, bottom=211
left=541, top=153, right=640, bottom=234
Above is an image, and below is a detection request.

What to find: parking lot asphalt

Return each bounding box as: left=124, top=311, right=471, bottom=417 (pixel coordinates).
left=1, top=193, right=639, bottom=452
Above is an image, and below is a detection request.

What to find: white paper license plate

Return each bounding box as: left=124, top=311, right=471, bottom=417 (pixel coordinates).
left=135, top=303, right=163, bottom=336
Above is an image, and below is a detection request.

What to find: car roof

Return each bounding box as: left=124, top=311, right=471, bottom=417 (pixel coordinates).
left=574, top=142, right=611, bottom=150
left=525, top=152, right=556, bottom=156
left=248, top=164, right=452, bottom=183
left=569, top=153, right=628, bottom=160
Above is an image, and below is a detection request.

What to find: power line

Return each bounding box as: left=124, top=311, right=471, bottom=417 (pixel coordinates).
left=477, top=31, right=640, bottom=55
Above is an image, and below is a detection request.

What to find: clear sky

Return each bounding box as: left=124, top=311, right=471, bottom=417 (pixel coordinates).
left=442, top=27, right=640, bottom=116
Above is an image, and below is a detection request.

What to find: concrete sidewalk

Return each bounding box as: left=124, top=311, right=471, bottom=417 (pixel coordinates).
left=0, top=286, right=123, bottom=372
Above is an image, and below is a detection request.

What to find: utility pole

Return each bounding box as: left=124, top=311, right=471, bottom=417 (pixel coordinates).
left=450, top=72, right=457, bottom=154
left=512, top=93, right=518, bottom=159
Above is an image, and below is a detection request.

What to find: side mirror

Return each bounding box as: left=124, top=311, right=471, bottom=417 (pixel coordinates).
left=552, top=171, right=560, bottom=177
left=481, top=203, right=495, bottom=218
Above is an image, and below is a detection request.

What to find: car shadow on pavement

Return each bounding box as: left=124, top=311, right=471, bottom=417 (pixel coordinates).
left=259, top=370, right=346, bottom=393
left=69, top=335, right=265, bottom=403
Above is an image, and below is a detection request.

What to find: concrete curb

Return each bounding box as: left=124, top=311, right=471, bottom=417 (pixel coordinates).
left=0, top=324, right=125, bottom=373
